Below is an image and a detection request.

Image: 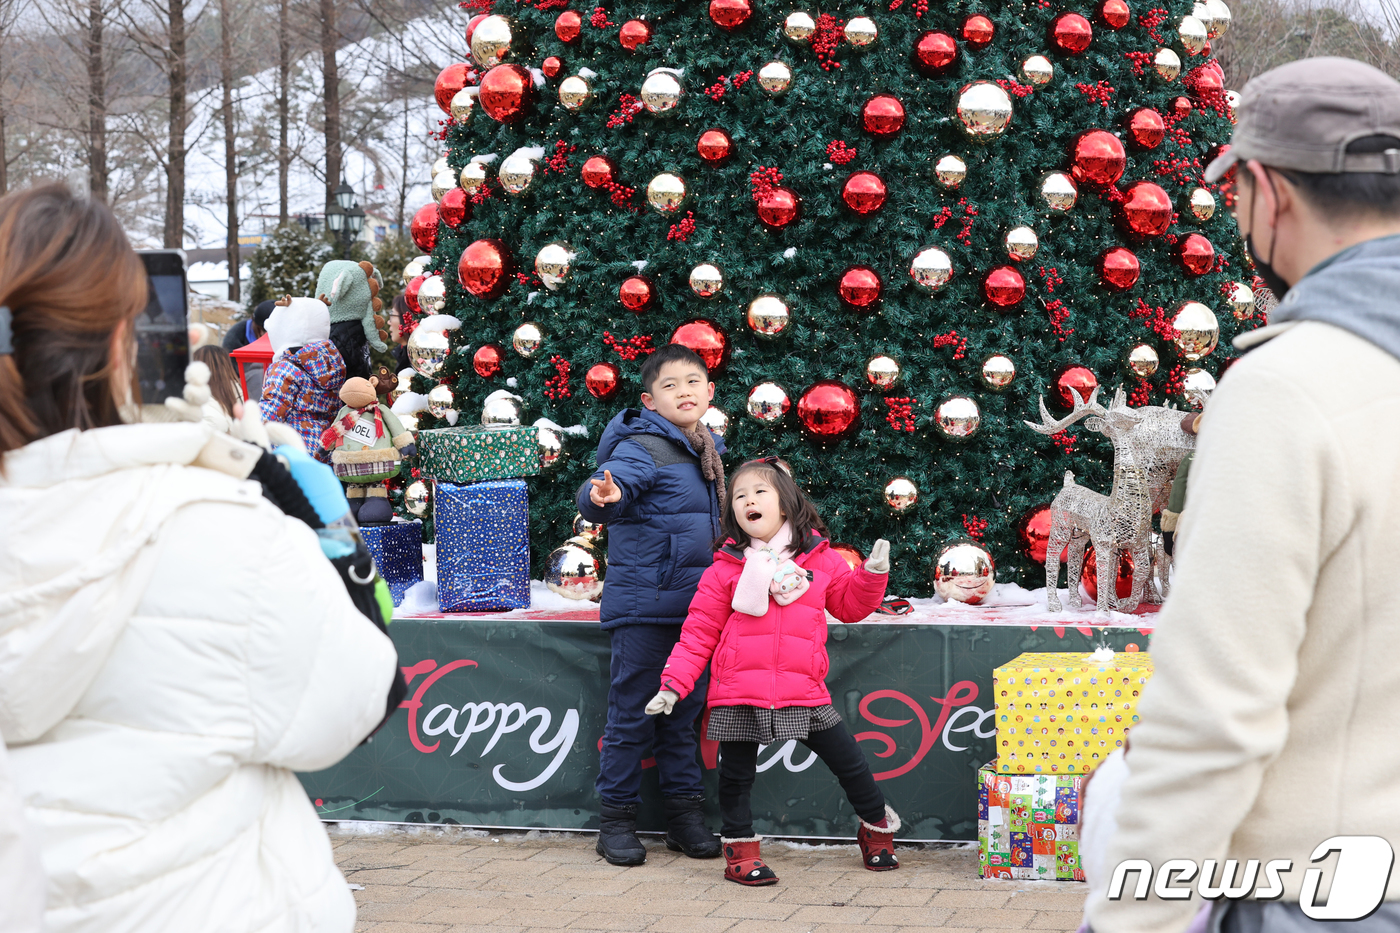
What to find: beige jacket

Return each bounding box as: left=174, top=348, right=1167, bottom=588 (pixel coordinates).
left=1087, top=321, right=1400, bottom=933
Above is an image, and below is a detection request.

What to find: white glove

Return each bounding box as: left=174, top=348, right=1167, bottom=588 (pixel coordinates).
left=163, top=361, right=212, bottom=423
left=645, top=689, right=679, bottom=716
left=864, top=539, right=891, bottom=575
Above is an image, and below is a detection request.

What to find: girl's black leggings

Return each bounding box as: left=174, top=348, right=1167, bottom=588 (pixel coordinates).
left=718, top=723, right=886, bottom=839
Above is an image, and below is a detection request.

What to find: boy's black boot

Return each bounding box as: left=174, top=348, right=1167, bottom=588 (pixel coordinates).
left=596, top=803, right=647, bottom=866
left=662, top=795, right=722, bottom=858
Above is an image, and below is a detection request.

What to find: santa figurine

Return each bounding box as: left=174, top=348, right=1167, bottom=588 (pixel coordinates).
left=320, top=375, right=417, bottom=524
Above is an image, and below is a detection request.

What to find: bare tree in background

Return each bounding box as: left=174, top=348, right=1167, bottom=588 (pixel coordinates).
left=1215, top=0, right=1400, bottom=87
left=277, top=0, right=290, bottom=223
left=319, top=0, right=341, bottom=205
left=0, top=0, right=27, bottom=196
left=220, top=0, right=240, bottom=300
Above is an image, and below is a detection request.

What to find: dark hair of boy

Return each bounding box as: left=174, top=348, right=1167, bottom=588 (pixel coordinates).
left=715, top=460, right=828, bottom=552
left=639, top=344, right=707, bottom=396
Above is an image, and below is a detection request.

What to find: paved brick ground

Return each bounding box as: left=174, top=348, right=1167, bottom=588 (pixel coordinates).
left=329, top=824, right=1086, bottom=933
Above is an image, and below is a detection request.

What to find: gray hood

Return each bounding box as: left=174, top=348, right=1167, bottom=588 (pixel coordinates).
left=1271, top=232, right=1400, bottom=360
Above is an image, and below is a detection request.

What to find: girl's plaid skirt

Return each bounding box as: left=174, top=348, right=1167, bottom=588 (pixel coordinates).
left=706, top=704, right=842, bottom=744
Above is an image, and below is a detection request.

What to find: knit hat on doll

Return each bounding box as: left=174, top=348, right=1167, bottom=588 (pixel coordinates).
left=316, top=260, right=387, bottom=353
left=265, top=296, right=330, bottom=359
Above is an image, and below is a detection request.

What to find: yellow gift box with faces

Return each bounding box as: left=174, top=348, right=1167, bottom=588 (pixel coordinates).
left=993, top=652, right=1153, bottom=774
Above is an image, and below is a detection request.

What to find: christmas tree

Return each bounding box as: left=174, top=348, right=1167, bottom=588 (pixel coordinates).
left=405, top=0, right=1250, bottom=597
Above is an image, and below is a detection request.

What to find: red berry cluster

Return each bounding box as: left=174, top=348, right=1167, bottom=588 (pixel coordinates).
left=749, top=166, right=783, bottom=201
left=705, top=76, right=730, bottom=100
left=932, top=205, right=954, bottom=229
left=810, top=14, right=844, bottom=70
left=1131, top=298, right=1179, bottom=341
left=527, top=0, right=568, bottom=8
left=470, top=180, right=497, bottom=204
left=1075, top=80, right=1115, bottom=106
left=667, top=211, right=696, bottom=241
left=603, top=332, right=656, bottom=360
left=1128, top=379, right=1152, bottom=407
left=606, top=94, right=644, bottom=128
left=1051, top=430, right=1077, bottom=454
left=932, top=330, right=967, bottom=359
left=589, top=6, right=615, bottom=27
left=888, top=0, right=927, bottom=15
left=1152, top=153, right=1204, bottom=186
left=962, top=514, right=989, bottom=540
left=515, top=272, right=540, bottom=288
left=1162, top=364, right=1186, bottom=399
left=826, top=140, right=857, bottom=165
left=956, top=199, right=977, bottom=246
left=545, top=355, right=572, bottom=400
left=459, top=0, right=493, bottom=11
left=1123, top=51, right=1153, bottom=77
left=604, top=181, right=639, bottom=211
left=1045, top=298, right=1073, bottom=341
left=731, top=70, right=753, bottom=88
left=543, top=140, right=578, bottom=175
left=883, top=397, right=916, bottom=432
left=996, top=78, right=1034, bottom=99
left=1137, top=8, right=1168, bottom=42
left=1038, top=265, right=1064, bottom=294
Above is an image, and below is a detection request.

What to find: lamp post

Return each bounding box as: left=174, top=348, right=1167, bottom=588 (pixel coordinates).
left=326, top=179, right=363, bottom=260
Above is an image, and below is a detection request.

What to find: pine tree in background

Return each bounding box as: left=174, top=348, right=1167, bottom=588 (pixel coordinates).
left=406, top=0, right=1250, bottom=597
left=245, top=224, right=336, bottom=309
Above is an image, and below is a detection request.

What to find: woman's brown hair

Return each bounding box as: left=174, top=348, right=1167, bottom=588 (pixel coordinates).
left=193, top=345, right=243, bottom=417
left=0, top=184, right=148, bottom=458
left=714, top=460, right=829, bottom=552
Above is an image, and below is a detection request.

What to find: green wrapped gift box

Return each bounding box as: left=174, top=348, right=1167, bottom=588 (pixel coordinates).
left=977, top=760, right=1085, bottom=882
left=416, top=425, right=541, bottom=483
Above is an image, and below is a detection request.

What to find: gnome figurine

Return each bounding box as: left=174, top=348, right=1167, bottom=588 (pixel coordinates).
left=318, top=260, right=389, bottom=381
left=320, top=374, right=417, bottom=524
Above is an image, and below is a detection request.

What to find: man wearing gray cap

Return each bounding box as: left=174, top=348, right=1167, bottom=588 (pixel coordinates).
left=1085, top=58, right=1400, bottom=933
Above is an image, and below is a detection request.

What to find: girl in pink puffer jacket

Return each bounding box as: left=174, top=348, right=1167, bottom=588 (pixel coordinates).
left=645, top=459, right=899, bottom=886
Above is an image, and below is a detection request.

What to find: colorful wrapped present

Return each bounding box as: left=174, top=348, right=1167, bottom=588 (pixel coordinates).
left=978, top=761, right=1085, bottom=881
left=417, top=425, right=540, bottom=484
left=434, top=479, right=530, bottom=613
left=360, top=520, right=424, bottom=606
left=994, top=651, right=1154, bottom=774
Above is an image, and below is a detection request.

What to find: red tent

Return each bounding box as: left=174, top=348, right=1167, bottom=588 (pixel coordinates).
left=229, top=333, right=273, bottom=401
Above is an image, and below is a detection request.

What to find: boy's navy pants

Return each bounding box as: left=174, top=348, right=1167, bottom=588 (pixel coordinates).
left=595, top=623, right=708, bottom=808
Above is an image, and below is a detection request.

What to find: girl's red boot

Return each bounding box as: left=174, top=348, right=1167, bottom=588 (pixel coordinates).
left=722, top=836, right=779, bottom=886
left=857, top=806, right=901, bottom=871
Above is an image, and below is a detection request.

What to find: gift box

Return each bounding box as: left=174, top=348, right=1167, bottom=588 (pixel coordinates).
left=417, top=425, right=540, bottom=484
left=361, top=520, right=424, bottom=606
left=434, top=479, right=531, bottom=613
left=978, top=761, right=1085, bottom=881
left=994, top=652, right=1153, bottom=774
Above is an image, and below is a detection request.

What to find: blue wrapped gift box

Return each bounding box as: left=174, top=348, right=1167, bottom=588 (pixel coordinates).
left=434, top=479, right=531, bottom=612
left=360, top=520, right=424, bottom=606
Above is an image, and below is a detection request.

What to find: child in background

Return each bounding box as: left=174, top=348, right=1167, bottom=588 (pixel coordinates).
left=192, top=345, right=244, bottom=433
left=577, top=345, right=726, bottom=867
left=647, top=459, right=897, bottom=885
left=260, top=296, right=346, bottom=463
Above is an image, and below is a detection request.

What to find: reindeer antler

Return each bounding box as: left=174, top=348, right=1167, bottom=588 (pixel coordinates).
left=1023, top=386, right=1104, bottom=435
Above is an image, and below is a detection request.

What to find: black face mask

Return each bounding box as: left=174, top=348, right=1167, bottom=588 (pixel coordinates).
left=1245, top=171, right=1290, bottom=300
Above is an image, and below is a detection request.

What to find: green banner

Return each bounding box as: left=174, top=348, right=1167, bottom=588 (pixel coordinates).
left=300, top=618, right=1151, bottom=841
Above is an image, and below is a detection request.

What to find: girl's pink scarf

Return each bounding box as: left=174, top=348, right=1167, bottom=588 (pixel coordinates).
left=732, top=522, right=810, bottom=616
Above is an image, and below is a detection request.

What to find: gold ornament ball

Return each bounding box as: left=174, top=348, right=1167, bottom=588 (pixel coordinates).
left=1021, top=55, right=1054, bottom=86
left=450, top=87, right=476, bottom=123
left=431, top=170, right=457, bottom=202
left=426, top=383, right=455, bottom=418
left=640, top=70, right=682, bottom=114
left=407, top=323, right=451, bottom=377
left=545, top=537, right=606, bottom=601
left=460, top=160, right=489, bottom=193
left=512, top=321, right=545, bottom=358
left=884, top=476, right=919, bottom=512
left=844, top=16, right=878, bottom=46
left=1189, top=187, right=1216, bottom=221
left=417, top=274, right=448, bottom=314
left=1182, top=367, right=1217, bottom=405
left=909, top=245, right=953, bottom=292
left=932, top=542, right=996, bottom=605
left=980, top=354, right=1016, bottom=391
left=700, top=405, right=730, bottom=437
left=1202, top=0, right=1231, bottom=37
left=431, top=156, right=450, bottom=178
left=470, top=14, right=513, bottom=68
left=498, top=150, right=536, bottom=196
left=534, top=243, right=575, bottom=291
left=558, top=74, right=592, bottom=111
left=956, top=81, right=1014, bottom=139
left=747, top=381, right=790, bottom=424
left=1178, top=15, right=1208, bottom=54
left=538, top=425, right=566, bottom=471
left=402, top=256, right=428, bottom=286
left=1171, top=301, right=1220, bottom=360
left=1040, top=172, right=1079, bottom=211
left=404, top=480, right=431, bottom=517
left=784, top=11, right=815, bottom=41
left=747, top=295, right=790, bottom=338
left=1127, top=343, right=1160, bottom=377
left=1155, top=47, right=1181, bottom=82
left=482, top=393, right=523, bottom=426
left=646, top=172, right=686, bottom=213
left=758, top=61, right=793, bottom=95
left=1227, top=281, right=1255, bottom=320
left=1005, top=226, right=1039, bottom=262
left=572, top=513, right=606, bottom=544
left=934, top=395, right=981, bottom=439
left=689, top=263, right=724, bottom=298
left=865, top=354, right=901, bottom=391
left=935, top=154, right=967, bottom=188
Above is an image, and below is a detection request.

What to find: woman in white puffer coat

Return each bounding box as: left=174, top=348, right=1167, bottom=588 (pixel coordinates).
left=0, top=185, right=398, bottom=932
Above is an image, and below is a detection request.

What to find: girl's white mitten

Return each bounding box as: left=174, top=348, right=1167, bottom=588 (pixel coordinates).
left=645, top=689, right=679, bottom=716
left=864, top=539, right=891, bottom=574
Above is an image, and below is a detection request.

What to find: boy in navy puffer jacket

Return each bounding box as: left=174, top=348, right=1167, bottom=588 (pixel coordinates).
left=577, top=345, right=726, bottom=867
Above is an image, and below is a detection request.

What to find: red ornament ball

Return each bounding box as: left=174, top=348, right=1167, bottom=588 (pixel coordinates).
left=555, top=10, right=582, bottom=42
left=1050, top=12, right=1093, bottom=53
left=586, top=362, right=622, bottom=400
left=671, top=319, right=729, bottom=372
left=1173, top=96, right=1193, bottom=119
left=473, top=343, right=504, bottom=378
left=438, top=188, right=469, bottom=229
left=797, top=381, right=860, bottom=439
left=862, top=95, right=906, bottom=138
left=831, top=543, right=864, bottom=570
left=1118, top=181, right=1174, bottom=237
left=914, top=31, right=958, bottom=75
left=1179, top=233, right=1215, bottom=275
left=618, top=275, right=657, bottom=313
left=1016, top=505, right=1054, bottom=564
left=962, top=14, right=994, bottom=48
left=619, top=19, right=651, bottom=50
left=1082, top=546, right=1135, bottom=602
left=1127, top=108, right=1166, bottom=149
left=1100, top=247, right=1141, bottom=290
left=1054, top=364, right=1099, bottom=409
left=541, top=56, right=562, bottom=78
left=409, top=203, right=439, bottom=252
left=1070, top=130, right=1127, bottom=186
left=709, top=0, right=752, bottom=30
left=755, top=186, right=801, bottom=230
left=696, top=128, right=733, bottom=163
left=983, top=265, right=1026, bottom=308
left=478, top=64, right=534, bottom=123
left=403, top=274, right=425, bottom=316
left=838, top=266, right=882, bottom=309
left=1098, top=0, right=1131, bottom=29
left=842, top=171, right=887, bottom=214
left=434, top=63, right=472, bottom=114
left=457, top=239, right=514, bottom=300
left=1186, top=62, right=1225, bottom=98
left=581, top=155, right=616, bottom=189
